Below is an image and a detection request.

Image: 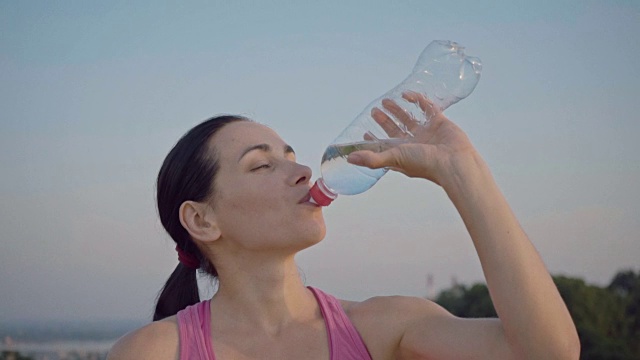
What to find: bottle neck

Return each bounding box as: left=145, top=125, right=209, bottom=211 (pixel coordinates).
left=309, top=178, right=338, bottom=206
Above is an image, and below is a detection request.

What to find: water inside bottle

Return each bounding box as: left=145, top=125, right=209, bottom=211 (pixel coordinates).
left=320, top=139, right=407, bottom=195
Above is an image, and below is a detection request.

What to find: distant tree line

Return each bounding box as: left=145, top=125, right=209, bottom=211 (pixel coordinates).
left=435, top=269, right=640, bottom=360
left=0, top=351, right=34, bottom=360
left=0, top=350, right=105, bottom=360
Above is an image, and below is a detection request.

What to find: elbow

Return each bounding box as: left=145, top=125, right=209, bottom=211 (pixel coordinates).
left=518, top=340, right=580, bottom=360
left=558, top=319, right=581, bottom=360
left=566, top=330, right=581, bottom=360
left=552, top=337, right=581, bottom=360
left=542, top=330, right=581, bottom=360
left=514, top=328, right=581, bottom=360
left=543, top=313, right=582, bottom=359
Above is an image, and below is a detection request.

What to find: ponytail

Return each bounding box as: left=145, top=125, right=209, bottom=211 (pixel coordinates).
left=153, top=263, right=200, bottom=321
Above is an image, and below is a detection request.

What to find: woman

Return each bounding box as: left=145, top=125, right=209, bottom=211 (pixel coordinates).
left=108, top=93, right=580, bottom=359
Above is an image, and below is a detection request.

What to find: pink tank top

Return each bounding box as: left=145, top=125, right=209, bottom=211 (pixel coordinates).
left=176, top=287, right=372, bottom=360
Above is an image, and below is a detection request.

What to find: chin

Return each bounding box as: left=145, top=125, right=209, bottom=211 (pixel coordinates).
left=311, top=219, right=327, bottom=241
left=296, top=223, right=326, bottom=250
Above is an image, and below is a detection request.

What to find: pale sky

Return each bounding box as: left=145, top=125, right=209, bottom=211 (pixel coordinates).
left=1, top=1, right=639, bottom=322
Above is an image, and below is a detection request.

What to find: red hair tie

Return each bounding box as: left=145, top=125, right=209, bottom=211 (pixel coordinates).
left=176, top=245, right=200, bottom=270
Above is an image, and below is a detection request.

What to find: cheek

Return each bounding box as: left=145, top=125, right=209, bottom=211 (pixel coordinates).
left=214, top=176, right=324, bottom=242
left=225, top=184, right=284, bottom=215
left=215, top=183, right=285, bottom=230
left=216, top=174, right=270, bottom=209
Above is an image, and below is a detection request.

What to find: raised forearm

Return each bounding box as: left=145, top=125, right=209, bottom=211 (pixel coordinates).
left=442, top=153, right=579, bottom=359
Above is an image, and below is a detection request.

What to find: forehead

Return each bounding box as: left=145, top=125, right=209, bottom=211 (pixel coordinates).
left=209, top=121, right=284, bottom=159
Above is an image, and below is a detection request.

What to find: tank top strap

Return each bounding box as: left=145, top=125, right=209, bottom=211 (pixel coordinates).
left=308, top=287, right=372, bottom=360
left=176, top=300, right=216, bottom=360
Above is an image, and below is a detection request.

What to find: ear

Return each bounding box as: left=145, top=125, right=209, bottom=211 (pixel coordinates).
left=178, top=200, right=222, bottom=243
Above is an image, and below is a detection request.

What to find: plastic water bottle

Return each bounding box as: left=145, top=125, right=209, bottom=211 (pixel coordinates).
left=310, top=40, right=482, bottom=206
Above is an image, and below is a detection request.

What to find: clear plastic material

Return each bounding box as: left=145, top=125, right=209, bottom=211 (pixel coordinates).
left=310, top=40, right=482, bottom=206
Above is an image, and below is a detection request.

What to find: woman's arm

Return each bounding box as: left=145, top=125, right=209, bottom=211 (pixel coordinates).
left=443, top=151, right=579, bottom=359
left=347, top=93, right=580, bottom=359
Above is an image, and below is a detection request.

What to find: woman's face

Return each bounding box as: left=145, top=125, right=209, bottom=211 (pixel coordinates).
left=207, top=121, right=326, bottom=252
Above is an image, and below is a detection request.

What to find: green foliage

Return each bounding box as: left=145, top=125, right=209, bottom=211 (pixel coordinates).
left=555, top=275, right=633, bottom=359
left=436, top=283, right=497, bottom=318
left=434, top=269, right=640, bottom=360
left=0, top=351, right=34, bottom=360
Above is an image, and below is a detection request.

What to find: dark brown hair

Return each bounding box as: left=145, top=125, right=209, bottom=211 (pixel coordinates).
left=153, top=115, right=249, bottom=321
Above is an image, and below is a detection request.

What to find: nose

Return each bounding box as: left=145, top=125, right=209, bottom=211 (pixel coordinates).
left=290, top=162, right=312, bottom=186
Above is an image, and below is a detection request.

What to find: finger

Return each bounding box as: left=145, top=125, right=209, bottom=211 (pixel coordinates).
left=381, top=98, right=417, bottom=135
left=371, top=107, right=404, bottom=138
left=347, top=149, right=399, bottom=170
left=402, top=91, right=441, bottom=120
left=363, top=132, right=374, bottom=141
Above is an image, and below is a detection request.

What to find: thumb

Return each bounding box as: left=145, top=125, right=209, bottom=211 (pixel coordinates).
left=347, top=149, right=399, bottom=169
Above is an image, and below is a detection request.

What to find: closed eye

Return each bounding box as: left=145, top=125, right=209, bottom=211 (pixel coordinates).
left=251, top=164, right=271, bottom=171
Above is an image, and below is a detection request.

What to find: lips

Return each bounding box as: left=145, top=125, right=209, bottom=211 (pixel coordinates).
left=298, top=191, right=312, bottom=204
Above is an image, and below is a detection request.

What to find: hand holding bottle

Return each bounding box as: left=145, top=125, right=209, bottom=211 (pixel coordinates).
left=309, top=40, right=481, bottom=206
left=347, top=91, right=481, bottom=189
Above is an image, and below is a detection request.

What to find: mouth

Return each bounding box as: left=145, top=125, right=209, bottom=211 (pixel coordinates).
left=298, top=191, right=314, bottom=205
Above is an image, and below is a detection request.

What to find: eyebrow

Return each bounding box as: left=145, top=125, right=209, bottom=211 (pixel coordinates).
left=237, top=143, right=295, bottom=162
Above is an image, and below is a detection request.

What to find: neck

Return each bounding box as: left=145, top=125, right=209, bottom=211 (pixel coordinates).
left=211, top=252, right=318, bottom=334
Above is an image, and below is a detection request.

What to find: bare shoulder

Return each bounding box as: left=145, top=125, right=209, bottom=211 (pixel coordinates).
left=107, top=316, right=179, bottom=360
left=342, top=294, right=451, bottom=323
left=339, top=295, right=453, bottom=359
left=342, top=295, right=512, bottom=360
